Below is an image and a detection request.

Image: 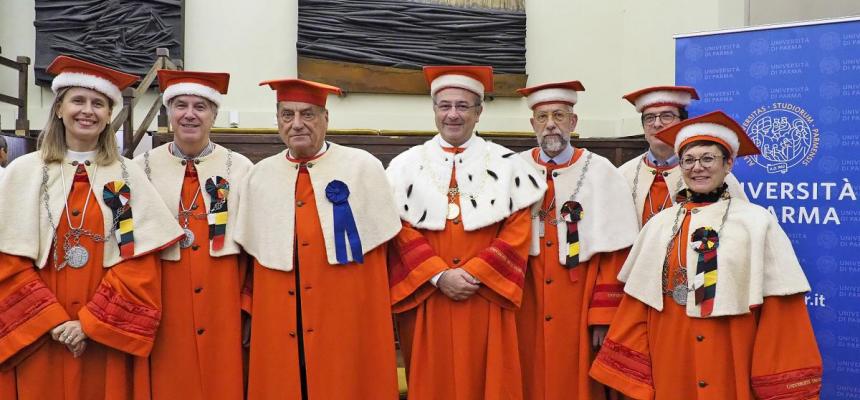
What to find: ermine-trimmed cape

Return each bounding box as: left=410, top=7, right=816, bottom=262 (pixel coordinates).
left=234, top=143, right=401, bottom=271
left=520, top=149, right=638, bottom=264
left=386, top=134, right=546, bottom=231
left=135, top=143, right=253, bottom=260
left=619, top=197, right=811, bottom=317
left=618, top=152, right=747, bottom=227
left=0, top=151, right=182, bottom=268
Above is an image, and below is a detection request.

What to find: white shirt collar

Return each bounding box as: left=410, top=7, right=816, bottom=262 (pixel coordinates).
left=539, top=143, right=574, bottom=164
left=646, top=149, right=679, bottom=167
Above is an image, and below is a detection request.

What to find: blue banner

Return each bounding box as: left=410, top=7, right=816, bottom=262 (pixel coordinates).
left=676, top=18, right=860, bottom=399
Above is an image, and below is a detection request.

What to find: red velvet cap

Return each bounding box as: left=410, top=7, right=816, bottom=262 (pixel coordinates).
left=622, top=86, right=699, bottom=112
left=656, top=110, right=761, bottom=157
left=259, top=79, right=342, bottom=107
left=423, top=66, right=494, bottom=98
left=516, top=80, right=585, bottom=108
left=47, top=55, right=139, bottom=105
left=158, top=70, right=230, bottom=106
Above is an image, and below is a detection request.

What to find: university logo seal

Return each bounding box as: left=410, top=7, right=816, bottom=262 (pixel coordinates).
left=742, top=102, right=820, bottom=173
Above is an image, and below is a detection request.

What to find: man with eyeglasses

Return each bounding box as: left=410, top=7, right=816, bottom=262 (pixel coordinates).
left=619, top=86, right=747, bottom=228
left=386, top=66, right=545, bottom=399
left=515, top=81, right=638, bottom=400
left=235, top=79, right=402, bottom=399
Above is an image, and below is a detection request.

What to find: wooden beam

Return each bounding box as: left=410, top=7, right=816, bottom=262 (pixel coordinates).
left=109, top=106, right=130, bottom=136
left=297, top=56, right=527, bottom=97
left=124, top=96, right=163, bottom=157
left=0, top=94, right=19, bottom=106
left=16, top=56, right=29, bottom=135
left=0, top=56, right=19, bottom=69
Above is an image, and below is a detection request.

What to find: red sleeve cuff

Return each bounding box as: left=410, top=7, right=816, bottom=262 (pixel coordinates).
left=751, top=366, right=822, bottom=400
left=80, top=282, right=160, bottom=357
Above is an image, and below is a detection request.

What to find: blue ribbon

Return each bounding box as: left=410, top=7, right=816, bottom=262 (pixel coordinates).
left=326, top=180, right=364, bottom=264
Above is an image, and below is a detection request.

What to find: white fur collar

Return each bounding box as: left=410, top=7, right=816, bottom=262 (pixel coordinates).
left=135, top=143, right=254, bottom=260
left=386, top=134, right=546, bottom=231
left=0, top=152, right=183, bottom=268
left=619, top=198, right=811, bottom=317
left=235, top=143, right=402, bottom=272
left=520, top=149, right=638, bottom=263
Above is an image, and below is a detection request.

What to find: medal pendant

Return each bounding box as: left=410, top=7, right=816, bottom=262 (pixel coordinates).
left=672, top=284, right=688, bottom=306
left=180, top=228, right=195, bottom=249
left=446, top=203, right=460, bottom=220
left=66, top=245, right=90, bottom=268
left=539, top=221, right=545, bottom=237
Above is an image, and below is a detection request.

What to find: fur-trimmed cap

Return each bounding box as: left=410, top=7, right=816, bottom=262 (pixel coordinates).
left=259, top=79, right=342, bottom=107
left=516, top=80, right=585, bottom=109
left=623, top=86, right=699, bottom=113
left=656, top=110, right=760, bottom=157
left=424, top=65, right=494, bottom=100
left=47, top=55, right=138, bottom=106
left=158, top=70, right=229, bottom=107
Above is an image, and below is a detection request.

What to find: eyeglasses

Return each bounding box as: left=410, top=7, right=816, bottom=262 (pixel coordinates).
left=642, top=112, right=679, bottom=126
left=680, top=154, right=724, bottom=170
left=534, top=110, right=573, bottom=124
left=280, top=110, right=318, bottom=122
left=434, top=102, right=479, bottom=113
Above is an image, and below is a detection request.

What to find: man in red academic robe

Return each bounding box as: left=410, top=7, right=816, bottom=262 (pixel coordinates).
left=617, top=86, right=746, bottom=227
left=514, top=81, right=638, bottom=400
left=235, top=79, right=402, bottom=400
left=137, top=70, right=253, bottom=400
left=386, top=66, right=546, bottom=399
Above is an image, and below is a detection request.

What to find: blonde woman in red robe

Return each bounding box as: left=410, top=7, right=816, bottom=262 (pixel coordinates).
left=0, top=56, right=182, bottom=400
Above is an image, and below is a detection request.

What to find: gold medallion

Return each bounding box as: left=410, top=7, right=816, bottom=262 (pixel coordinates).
left=447, top=202, right=460, bottom=220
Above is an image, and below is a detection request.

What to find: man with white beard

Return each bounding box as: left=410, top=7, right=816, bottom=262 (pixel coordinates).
left=515, top=81, right=639, bottom=400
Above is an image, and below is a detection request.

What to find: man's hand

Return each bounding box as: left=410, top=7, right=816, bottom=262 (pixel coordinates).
left=66, top=339, right=88, bottom=358
left=52, top=320, right=87, bottom=347
left=437, top=268, right=480, bottom=301
left=53, top=320, right=88, bottom=357
left=591, top=325, right=609, bottom=349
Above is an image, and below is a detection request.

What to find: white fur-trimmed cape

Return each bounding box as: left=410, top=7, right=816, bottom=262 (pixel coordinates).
left=520, top=149, right=638, bottom=264
left=386, top=134, right=546, bottom=231
left=234, top=143, right=401, bottom=272
left=0, top=151, right=183, bottom=268
left=134, top=143, right=253, bottom=261
left=619, top=197, right=811, bottom=317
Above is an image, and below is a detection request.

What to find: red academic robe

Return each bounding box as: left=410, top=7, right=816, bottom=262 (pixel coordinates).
left=517, top=148, right=630, bottom=400
left=149, top=163, right=245, bottom=400
left=0, top=165, right=165, bottom=400
left=389, top=148, right=532, bottom=400
left=590, top=202, right=823, bottom=400
left=246, top=165, right=399, bottom=400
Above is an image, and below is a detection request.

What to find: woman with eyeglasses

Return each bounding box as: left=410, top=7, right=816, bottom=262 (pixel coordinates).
left=590, top=111, right=822, bottom=400
left=0, top=56, right=182, bottom=399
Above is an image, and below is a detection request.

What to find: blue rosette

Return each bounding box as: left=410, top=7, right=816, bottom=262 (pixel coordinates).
left=326, top=180, right=364, bottom=264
